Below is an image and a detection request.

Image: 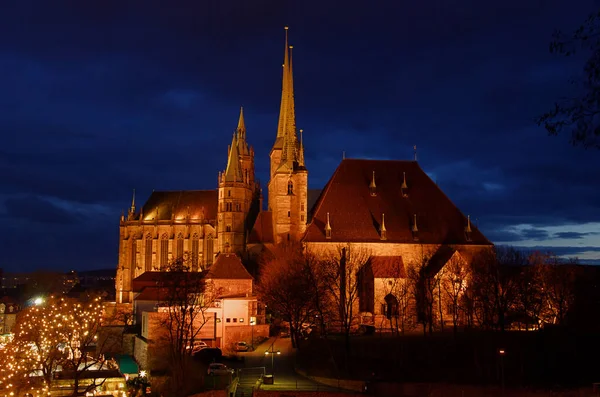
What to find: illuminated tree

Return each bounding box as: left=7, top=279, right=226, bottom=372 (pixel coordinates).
left=441, top=254, right=469, bottom=334
left=0, top=295, right=116, bottom=397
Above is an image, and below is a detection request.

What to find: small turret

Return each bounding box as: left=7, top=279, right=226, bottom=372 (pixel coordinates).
left=380, top=213, right=387, bottom=241
left=325, top=212, right=332, bottom=239
left=369, top=171, right=377, bottom=196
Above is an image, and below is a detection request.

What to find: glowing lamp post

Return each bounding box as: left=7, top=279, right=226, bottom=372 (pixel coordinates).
left=250, top=317, right=256, bottom=351
left=264, top=346, right=281, bottom=375
left=498, top=349, right=505, bottom=395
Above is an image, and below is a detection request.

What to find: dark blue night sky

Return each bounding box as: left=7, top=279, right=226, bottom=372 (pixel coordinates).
left=1, top=0, right=600, bottom=272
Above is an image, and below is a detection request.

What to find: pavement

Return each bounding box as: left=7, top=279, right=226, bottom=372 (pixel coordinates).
left=236, top=336, right=347, bottom=393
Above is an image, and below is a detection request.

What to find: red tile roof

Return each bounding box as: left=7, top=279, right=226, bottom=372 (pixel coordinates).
left=132, top=271, right=206, bottom=293
left=248, top=211, right=274, bottom=244
left=207, top=253, right=253, bottom=280
left=137, top=190, right=218, bottom=221
left=371, top=256, right=406, bottom=278
left=303, top=159, right=491, bottom=245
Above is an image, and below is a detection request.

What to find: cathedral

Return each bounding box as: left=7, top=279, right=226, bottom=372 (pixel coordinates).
left=116, top=27, right=492, bottom=330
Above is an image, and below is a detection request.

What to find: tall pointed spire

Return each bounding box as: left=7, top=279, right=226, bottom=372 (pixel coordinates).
left=280, top=42, right=298, bottom=168
left=275, top=27, right=290, bottom=142
left=224, top=132, right=242, bottom=182
left=237, top=107, right=246, bottom=138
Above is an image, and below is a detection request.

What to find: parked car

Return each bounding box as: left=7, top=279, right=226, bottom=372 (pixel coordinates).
left=194, top=347, right=223, bottom=364
left=186, top=340, right=208, bottom=353
left=207, top=363, right=234, bottom=376
left=234, top=341, right=249, bottom=352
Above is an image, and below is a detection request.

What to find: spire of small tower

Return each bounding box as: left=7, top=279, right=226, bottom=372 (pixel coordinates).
left=401, top=172, right=408, bottom=189
left=325, top=212, right=332, bottom=239
left=298, top=129, right=305, bottom=167
left=224, top=132, right=242, bottom=182
left=380, top=213, right=387, bottom=240
left=412, top=213, right=419, bottom=232
left=237, top=106, right=246, bottom=139
left=369, top=171, right=377, bottom=196
left=465, top=215, right=472, bottom=233
left=130, top=189, right=136, bottom=214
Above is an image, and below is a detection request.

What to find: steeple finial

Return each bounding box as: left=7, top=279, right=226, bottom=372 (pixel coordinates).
left=298, top=129, right=305, bottom=167
left=237, top=106, right=245, bottom=137
left=380, top=213, right=387, bottom=240
left=369, top=171, right=377, bottom=196
left=465, top=215, right=472, bottom=233
left=130, top=188, right=136, bottom=214
left=412, top=213, right=419, bottom=232
left=325, top=212, right=332, bottom=239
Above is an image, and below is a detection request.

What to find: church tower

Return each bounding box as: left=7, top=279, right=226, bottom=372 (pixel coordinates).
left=218, top=108, right=259, bottom=253
left=268, top=27, right=308, bottom=243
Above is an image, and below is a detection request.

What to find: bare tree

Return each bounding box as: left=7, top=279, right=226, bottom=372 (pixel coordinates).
left=320, top=245, right=371, bottom=352
left=536, top=8, right=600, bottom=149
left=535, top=253, right=578, bottom=325
left=257, top=243, right=319, bottom=348
left=471, top=247, right=523, bottom=331
left=154, top=257, right=217, bottom=397
left=441, top=254, right=469, bottom=334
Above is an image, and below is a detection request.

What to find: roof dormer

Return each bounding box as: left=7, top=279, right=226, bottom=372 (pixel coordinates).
left=411, top=213, right=419, bottom=241
left=465, top=214, right=473, bottom=242
left=325, top=212, right=332, bottom=239
left=369, top=171, right=377, bottom=196
left=401, top=172, right=408, bottom=198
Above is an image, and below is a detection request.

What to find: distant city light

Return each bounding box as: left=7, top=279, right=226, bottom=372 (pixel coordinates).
left=34, top=297, right=44, bottom=305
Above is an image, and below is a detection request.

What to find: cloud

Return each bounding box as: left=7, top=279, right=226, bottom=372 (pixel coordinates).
left=3, top=195, right=81, bottom=225
left=554, top=231, right=599, bottom=240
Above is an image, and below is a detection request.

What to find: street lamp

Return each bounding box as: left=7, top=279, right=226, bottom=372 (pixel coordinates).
left=250, top=317, right=256, bottom=351
left=498, top=349, right=506, bottom=395
left=264, top=346, right=281, bottom=374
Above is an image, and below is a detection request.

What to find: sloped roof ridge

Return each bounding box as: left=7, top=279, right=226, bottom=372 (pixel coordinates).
left=301, top=159, right=346, bottom=241
left=418, top=162, right=493, bottom=246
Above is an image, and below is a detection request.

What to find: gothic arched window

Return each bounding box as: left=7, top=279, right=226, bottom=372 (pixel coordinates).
left=287, top=181, right=294, bottom=195
left=160, top=233, right=169, bottom=268
left=145, top=234, right=153, bottom=272
left=206, top=234, right=214, bottom=266
left=191, top=233, right=199, bottom=271
left=176, top=233, right=184, bottom=260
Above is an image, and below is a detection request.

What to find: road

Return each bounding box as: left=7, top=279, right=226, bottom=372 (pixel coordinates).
left=236, top=336, right=345, bottom=393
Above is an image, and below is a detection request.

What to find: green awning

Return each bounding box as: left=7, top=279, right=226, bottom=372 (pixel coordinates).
left=115, top=355, right=139, bottom=375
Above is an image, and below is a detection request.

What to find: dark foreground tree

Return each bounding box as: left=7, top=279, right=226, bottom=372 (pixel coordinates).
left=257, top=243, right=320, bottom=348
left=154, top=257, right=217, bottom=397
left=320, top=245, right=371, bottom=353
left=536, top=8, right=600, bottom=149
